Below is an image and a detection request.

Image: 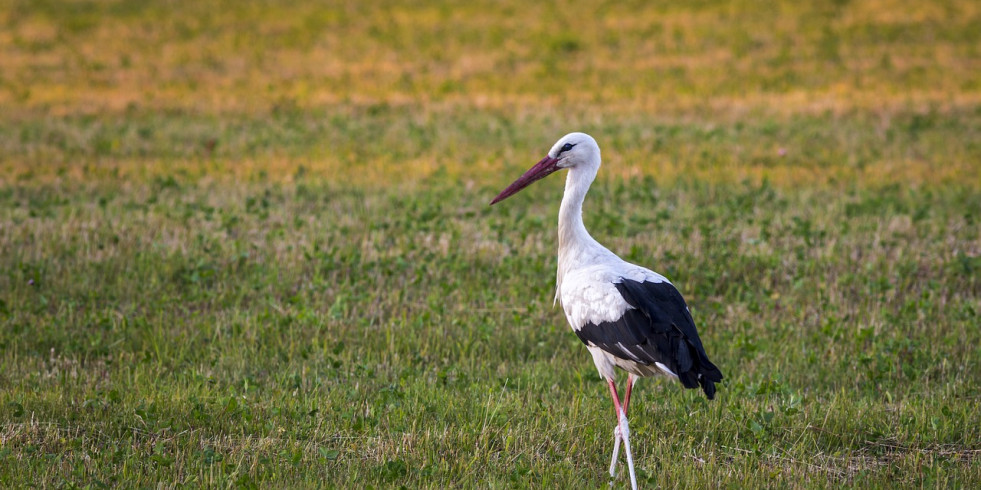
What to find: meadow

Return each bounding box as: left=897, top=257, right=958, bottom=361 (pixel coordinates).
left=1, top=0, right=980, bottom=487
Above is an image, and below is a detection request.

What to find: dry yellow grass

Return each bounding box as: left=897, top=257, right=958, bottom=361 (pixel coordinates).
left=2, top=0, right=978, bottom=115
left=3, top=0, right=977, bottom=192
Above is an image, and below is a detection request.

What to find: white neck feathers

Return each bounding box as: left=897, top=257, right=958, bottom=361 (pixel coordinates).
left=555, top=165, right=608, bottom=303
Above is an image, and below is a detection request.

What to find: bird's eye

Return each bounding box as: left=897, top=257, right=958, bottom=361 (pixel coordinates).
left=560, top=143, right=576, bottom=153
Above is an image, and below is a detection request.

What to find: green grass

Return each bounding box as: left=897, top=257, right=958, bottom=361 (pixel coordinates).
left=1, top=0, right=980, bottom=487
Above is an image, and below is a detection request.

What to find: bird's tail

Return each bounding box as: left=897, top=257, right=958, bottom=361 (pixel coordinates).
left=676, top=346, right=723, bottom=399
left=695, top=358, right=723, bottom=399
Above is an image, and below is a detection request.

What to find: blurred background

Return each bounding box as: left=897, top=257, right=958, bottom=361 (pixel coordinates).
left=3, top=0, right=979, bottom=187
left=1, top=0, right=979, bottom=487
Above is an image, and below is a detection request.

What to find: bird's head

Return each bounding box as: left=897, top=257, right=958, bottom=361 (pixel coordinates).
left=490, top=132, right=600, bottom=205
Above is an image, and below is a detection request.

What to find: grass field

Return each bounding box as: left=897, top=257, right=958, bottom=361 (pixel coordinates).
left=2, top=0, right=980, bottom=487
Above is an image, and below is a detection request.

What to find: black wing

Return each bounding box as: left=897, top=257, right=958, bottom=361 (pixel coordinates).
left=574, top=278, right=724, bottom=399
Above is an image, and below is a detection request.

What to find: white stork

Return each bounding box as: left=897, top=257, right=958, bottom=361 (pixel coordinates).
left=491, top=132, right=723, bottom=489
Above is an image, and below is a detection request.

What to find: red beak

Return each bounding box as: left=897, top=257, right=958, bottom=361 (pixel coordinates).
left=490, top=156, right=561, bottom=205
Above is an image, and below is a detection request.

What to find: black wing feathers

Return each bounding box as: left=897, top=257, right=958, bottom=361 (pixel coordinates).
left=574, top=279, right=723, bottom=399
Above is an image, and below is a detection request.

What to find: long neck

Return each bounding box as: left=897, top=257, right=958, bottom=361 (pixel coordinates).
left=558, top=169, right=589, bottom=251
left=557, top=165, right=601, bottom=270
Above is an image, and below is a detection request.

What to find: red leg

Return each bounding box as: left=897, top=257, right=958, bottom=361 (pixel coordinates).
left=623, top=374, right=634, bottom=416
left=607, top=378, right=625, bottom=420
left=607, top=378, right=638, bottom=488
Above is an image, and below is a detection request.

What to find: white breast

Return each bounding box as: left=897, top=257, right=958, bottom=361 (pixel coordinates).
left=559, top=261, right=670, bottom=330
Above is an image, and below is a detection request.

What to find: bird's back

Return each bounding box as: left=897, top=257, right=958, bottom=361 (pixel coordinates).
left=559, top=258, right=723, bottom=398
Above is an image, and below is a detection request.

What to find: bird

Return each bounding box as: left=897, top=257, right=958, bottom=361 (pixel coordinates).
left=490, top=132, right=723, bottom=489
